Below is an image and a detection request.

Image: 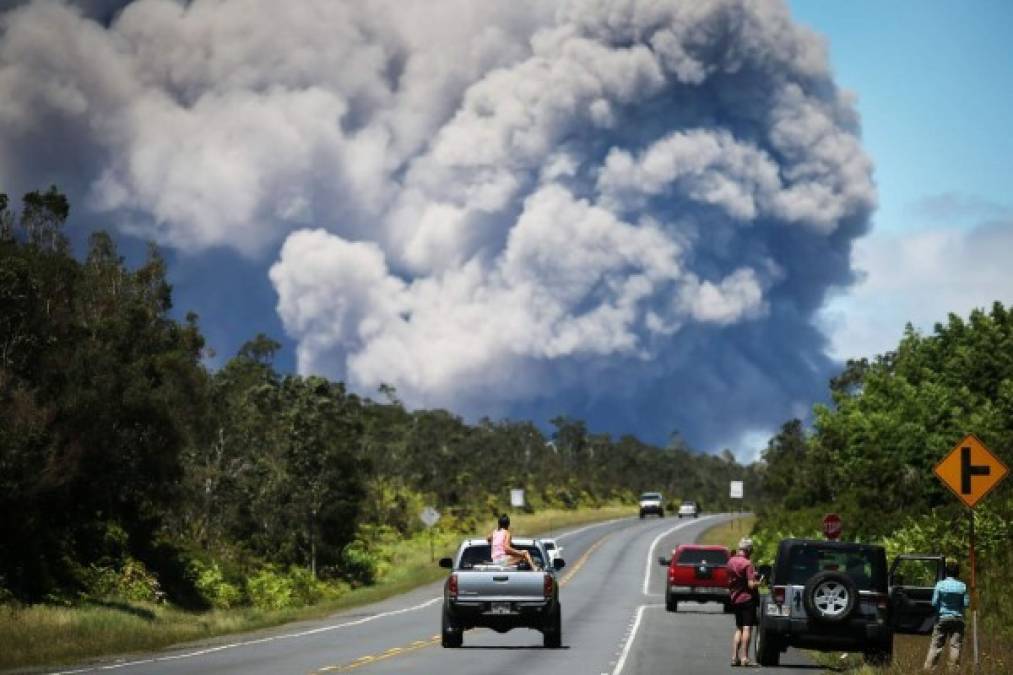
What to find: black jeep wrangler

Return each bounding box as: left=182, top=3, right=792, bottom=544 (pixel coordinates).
left=755, top=538, right=944, bottom=666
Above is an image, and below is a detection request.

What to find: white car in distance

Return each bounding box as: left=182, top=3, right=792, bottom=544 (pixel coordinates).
left=540, top=538, right=564, bottom=566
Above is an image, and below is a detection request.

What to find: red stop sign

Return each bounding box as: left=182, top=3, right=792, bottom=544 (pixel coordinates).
left=823, top=513, right=843, bottom=540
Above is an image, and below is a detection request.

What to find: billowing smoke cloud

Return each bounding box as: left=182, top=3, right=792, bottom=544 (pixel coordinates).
left=0, top=0, right=876, bottom=449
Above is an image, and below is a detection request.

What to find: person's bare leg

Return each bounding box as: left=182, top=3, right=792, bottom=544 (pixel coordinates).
left=732, top=628, right=742, bottom=663
left=740, top=625, right=752, bottom=663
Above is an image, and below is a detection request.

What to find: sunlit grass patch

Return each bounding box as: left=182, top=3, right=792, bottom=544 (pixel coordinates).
left=810, top=625, right=1011, bottom=674
left=697, top=514, right=757, bottom=549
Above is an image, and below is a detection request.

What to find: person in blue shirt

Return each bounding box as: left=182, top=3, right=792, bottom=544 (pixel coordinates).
left=923, top=559, right=969, bottom=671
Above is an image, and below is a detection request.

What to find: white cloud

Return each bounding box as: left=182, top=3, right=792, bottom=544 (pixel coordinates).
left=820, top=220, right=1013, bottom=361
left=271, top=185, right=775, bottom=412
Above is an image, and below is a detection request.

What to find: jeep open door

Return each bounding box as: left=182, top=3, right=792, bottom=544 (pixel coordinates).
left=888, top=554, right=945, bottom=635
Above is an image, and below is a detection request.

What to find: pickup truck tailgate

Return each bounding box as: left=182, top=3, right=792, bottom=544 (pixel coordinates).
left=455, top=570, right=546, bottom=601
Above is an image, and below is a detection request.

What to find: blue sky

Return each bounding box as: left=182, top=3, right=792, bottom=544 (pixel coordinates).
left=791, top=0, right=1013, bottom=233
left=787, top=0, right=1013, bottom=381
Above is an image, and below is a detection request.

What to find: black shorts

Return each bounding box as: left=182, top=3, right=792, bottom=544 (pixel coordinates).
left=733, top=600, right=757, bottom=628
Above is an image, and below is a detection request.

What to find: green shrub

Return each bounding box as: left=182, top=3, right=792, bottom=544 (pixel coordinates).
left=188, top=560, right=242, bottom=609
left=246, top=567, right=294, bottom=610
left=245, top=566, right=346, bottom=610
left=86, top=558, right=163, bottom=603
left=340, top=540, right=378, bottom=586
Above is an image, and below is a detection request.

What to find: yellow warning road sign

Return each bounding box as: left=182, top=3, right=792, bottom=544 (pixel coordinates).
left=934, top=434, right=1008, bottom=508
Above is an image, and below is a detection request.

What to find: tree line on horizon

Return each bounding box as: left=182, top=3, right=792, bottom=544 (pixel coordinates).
left=0, top=188, right=756, bottom=606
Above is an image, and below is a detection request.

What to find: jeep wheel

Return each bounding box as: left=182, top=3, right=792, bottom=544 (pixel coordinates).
left=441, top=606, right=463, bottom=648
left=639, top=511, right=645, bottom=519
left=803, top=571, right=857, bottom=623
left=543, top=605, right=562, bottom=648
left=722, top=602, right=733, bottom=614
left=665, top=591, right=678, bottom=612
left=756, top=627, right=780, bottom=666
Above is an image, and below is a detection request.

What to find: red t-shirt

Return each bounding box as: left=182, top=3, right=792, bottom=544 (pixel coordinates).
left=727, top=553, right=758, bottom=605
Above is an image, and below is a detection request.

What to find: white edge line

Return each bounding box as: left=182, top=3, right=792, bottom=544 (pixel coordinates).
left=611, top=603, right=661, bottom=675
left=642, top=514, right=721, bottom=596
left=51, top=597, right=442, bottom=674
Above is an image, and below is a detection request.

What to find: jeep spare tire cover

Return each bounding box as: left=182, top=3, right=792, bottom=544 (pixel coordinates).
left=803, top=571, right=857, bottom=623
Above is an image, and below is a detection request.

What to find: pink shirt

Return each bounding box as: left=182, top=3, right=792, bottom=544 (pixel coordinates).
left=491, top=529, right=508, bottom=560
left=727, top=553, right=758, bottom=605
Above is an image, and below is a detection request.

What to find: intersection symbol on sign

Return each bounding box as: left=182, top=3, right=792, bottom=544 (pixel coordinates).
left=933, top=434, right=1008, bottom=508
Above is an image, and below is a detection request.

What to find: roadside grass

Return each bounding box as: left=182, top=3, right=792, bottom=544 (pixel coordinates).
left=696, top=514, right=757, bottom=549
left=812, top=631, right=1012, bottom=674
left=0, top=505, right=630, bottom=671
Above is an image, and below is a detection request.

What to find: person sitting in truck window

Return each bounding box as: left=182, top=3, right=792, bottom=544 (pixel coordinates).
left=487, top=514, right=538, bottom=569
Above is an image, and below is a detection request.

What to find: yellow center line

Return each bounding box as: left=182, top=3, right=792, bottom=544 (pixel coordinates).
left=309, top=528, right=615, bottom=674
left=560, top=530, right=612, bottom=587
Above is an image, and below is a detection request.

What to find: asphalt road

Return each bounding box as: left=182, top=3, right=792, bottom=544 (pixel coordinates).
left=51, top=514, right=820, bottom=675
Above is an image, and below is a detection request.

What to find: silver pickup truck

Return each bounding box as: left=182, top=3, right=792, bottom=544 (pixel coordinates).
left=438, top=537, right=566, bottom=648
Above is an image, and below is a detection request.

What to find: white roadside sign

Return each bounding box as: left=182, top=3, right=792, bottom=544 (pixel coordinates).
left=730, top=481, right=744, bottom=499
left=420, top=506, right=440, bottom=528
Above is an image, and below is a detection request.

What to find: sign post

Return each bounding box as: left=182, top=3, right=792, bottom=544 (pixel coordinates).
left=420, top=506, right=441, bottom=562
left=933, top=434, right=1009, bottom=673
left=730, top=481, right=744, bottom=529
left=822, top=513, right=842, bottom=541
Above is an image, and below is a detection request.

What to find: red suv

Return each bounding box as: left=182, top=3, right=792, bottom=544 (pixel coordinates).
left=657, top=544, right=732, bottom=612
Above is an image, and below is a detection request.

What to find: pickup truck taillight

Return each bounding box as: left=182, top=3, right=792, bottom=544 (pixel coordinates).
left=449, top=573, right=458, bottom=600
left=543, top=573, right=553, bottom=599
left=772, top=585, right=786, bottom=605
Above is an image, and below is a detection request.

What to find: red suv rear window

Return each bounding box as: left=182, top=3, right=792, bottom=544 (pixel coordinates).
left=677, top=549, right=728, bottom=565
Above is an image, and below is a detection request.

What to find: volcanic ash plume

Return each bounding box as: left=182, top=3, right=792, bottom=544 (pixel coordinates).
left=0, top=0, right=876, bottom=448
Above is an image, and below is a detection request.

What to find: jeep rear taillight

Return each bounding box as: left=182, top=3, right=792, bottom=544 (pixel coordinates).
left=449, top=573, right=458, bottom=600
left=543, top=573, right=553, bottom=599
left=772, top=585, right=786, bottom=605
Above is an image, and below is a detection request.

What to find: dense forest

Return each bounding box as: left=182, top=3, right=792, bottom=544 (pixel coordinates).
left=5, top=186, right=1010, bottom=639
left=754, top=302, right=1013, bottom=636
left=0, top=188, right=755, bottom=608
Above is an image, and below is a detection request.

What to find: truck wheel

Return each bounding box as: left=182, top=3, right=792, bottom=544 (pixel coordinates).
left=722, top=602, right=733, bottom=614
left=756, top=627, right=780, bottom=666
left=803, top=571, right=857, bottom=623
left=441, top=606, right=462, bottom=648
left=639, top=511, right=645, bottom=519
left=543, top=605, right=562, bottom=648
left=659, top=510, right=664, bottom=518
left=666, top=592, right=678, bottom=612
